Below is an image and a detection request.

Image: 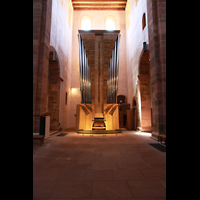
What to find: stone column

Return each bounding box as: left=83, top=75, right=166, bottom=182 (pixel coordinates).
left=147, top=0, right=166, bottom=136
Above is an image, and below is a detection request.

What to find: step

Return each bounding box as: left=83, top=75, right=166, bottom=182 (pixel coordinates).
left=76, top=129, right=122, bottom=134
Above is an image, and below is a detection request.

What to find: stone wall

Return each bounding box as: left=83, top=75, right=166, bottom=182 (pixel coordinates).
left=125, top=0, right=166, bottom=135
left=125, top=0, right=149, bottom=131
left=49, top=0, right=73, bottom=130
left=33, top=0, right=73, bottom=132
left=33, top=0, right=52, bottom=133
left=33, top=0, right=166, bottom=134
left=147, top=0, right=166, bottom=135
left=126, top=0, right=149, bottom=107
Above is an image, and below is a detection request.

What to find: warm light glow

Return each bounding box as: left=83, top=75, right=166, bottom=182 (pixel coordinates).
left=71, top=88, right=75, bottom=92
left=106, top=16, right=116, bottom=30
left=81, top=16, right=91, bottom=30
left=135, top=132, right=152, bottom=136
left=77, top=133, right=122, bottom=137
left=106, top=19, right=115, bottom=30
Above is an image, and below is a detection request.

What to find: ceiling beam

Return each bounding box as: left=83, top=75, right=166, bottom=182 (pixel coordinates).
left=74, top=7, right=126, bottom=10
left=73, top=5, right=126, bottom=8
left=72, top=0, right=127, bottom=3
left=73, top=3, right=126, bottom=6
left=72, top=0, right=127, bottom=10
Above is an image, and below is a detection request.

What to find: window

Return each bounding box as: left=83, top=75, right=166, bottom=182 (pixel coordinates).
left=106, top=16, right=116, bottom=30
left=142, top=13, right=146, bottom=30
left=81, top=15, right=91, bottom=30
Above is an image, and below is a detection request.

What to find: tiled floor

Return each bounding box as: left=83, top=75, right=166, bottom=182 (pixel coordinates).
left=33, top=131, right=166, bottom=200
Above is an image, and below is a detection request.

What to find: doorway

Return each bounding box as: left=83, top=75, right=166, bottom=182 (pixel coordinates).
left=132, top=97, right=137, bottom=130
left=123, top=115, right=126, bottom=127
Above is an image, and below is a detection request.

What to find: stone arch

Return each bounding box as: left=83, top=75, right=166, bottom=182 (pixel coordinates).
left=132, top=97, right=137, bottom=108
left=117, top=94, right=127, bottom=104
left=47, top=46, right=60, bottom=131
left=137, top=48, right=152, bottom=132
left=138, top=49, right=150, bottom=74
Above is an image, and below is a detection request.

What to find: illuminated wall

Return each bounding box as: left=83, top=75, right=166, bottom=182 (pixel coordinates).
left=50, top=0, right=73, bottom=130
left=126, top=0, right=149, bottom=106
left=70, top=10, right=127, bottom=128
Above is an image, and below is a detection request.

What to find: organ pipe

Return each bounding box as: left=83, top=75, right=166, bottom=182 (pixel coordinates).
left=107, top=34, right=120, bottom=104
left=79, top=34, right=91, bottom=104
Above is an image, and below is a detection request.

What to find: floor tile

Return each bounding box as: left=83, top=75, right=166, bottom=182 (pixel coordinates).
left=118, top=162, right=147, bottom=170
left=33, top=168, right=62, bottom=180
left=140, top=168, right=166, bottom=180
left=33, top=180, right=57, bottom=199
left=49, top=180, right=92, bottom=199
left=73, top=199, right=107, bottom=200
left=158, top=180, right=166, bottom=189
left=92, top=161, right=120, bottom=170
left=84, top=170, right=114, bottom=180
left=56, top=169, right=85, bottom=180
left=112, top=169, right=146, bottom=181
left=100, top=157, right=122, bottom=163
left=69, top=163, right=92, bottom=170
left=142, top=155, right=166, bottom=165
left=44, top=160, right=70, bottom=169
left=33, top=131, right=166, bottom=199
left=92, top=181, right=133, bottom=198
left=128, top=180, right=166, bottom=198
left=33, top=199, right=72, bottom=200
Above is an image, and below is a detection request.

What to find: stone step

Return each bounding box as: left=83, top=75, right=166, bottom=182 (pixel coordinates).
left=76, top=129, right=122, bottom=134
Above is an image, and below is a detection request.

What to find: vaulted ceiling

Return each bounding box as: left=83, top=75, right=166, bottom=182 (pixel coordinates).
left=72, top=0, right=127, bottom=11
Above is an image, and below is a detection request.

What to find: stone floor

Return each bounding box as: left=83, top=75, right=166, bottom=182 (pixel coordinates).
left=33, top=131, right=166, bottom=200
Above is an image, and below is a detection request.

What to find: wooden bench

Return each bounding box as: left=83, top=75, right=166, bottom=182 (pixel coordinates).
left=33, top=135, right=44, bottom=146
left=158, top=134, right=166, bottom=145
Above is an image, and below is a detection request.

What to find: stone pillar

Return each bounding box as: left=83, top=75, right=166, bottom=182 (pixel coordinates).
left=147, top=0, right=166, bottom=136
left=33, top=0, right=52, bottom=133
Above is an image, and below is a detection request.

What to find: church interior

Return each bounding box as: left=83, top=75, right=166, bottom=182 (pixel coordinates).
left=33, top=0, right=166, bottom=137
left=33, top=0, right=166, bottom=198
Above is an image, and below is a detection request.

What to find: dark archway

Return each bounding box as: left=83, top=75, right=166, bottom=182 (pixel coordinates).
left=47, top=47, right=60, bottom=131
left=117, top=95, right=126, bottom=104
left=138, top=49, right=152, bottom=132
left=142, top=13, right=146, bottom=30
left=117, top=95, right=130, bottom=128
left=132, top=97, right=138, bottom=130
left=132, top=98, right=136, bottom=108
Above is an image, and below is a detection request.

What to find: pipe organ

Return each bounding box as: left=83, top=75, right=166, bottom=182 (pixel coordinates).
left=107, top=35, right=120, bottom=103
left=76, top=30, right=121, bottom=133
left=79, top=34, right=92, bottom=104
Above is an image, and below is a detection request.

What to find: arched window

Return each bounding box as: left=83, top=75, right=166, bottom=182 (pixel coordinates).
left=81, top=15, right=91, bottom=30
left=106, top=16, right=116, bottom=30
left=142, top=13, right=146, bottom=30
